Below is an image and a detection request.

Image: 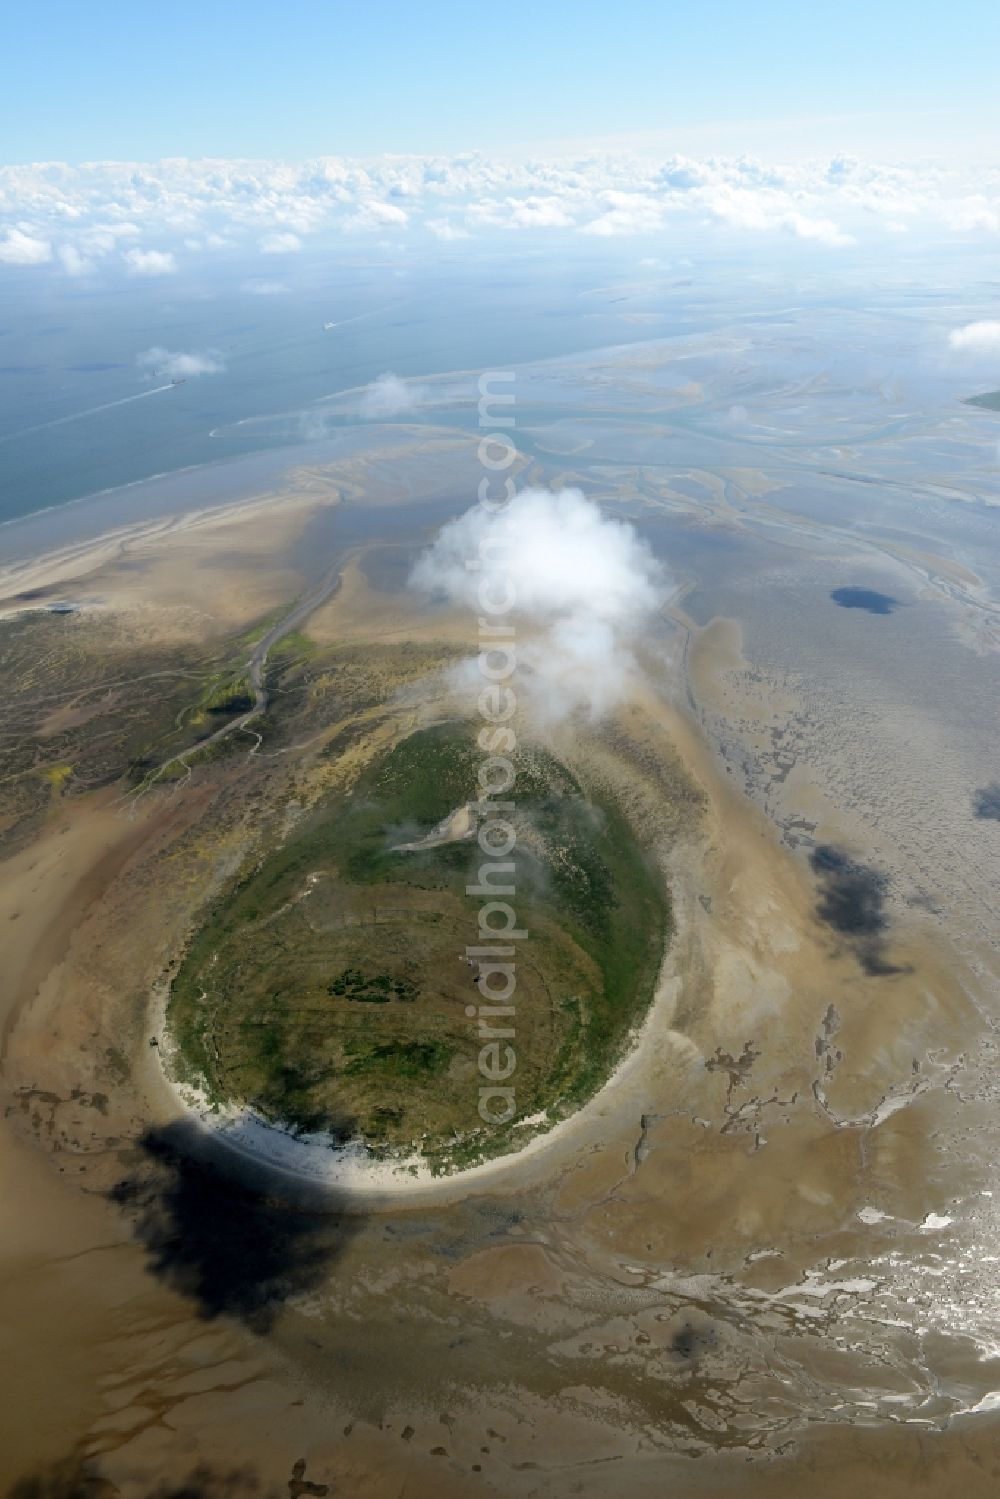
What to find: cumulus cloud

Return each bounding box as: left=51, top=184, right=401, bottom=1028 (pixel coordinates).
left=826, top=154, right=859, bottom=182
left=359, top=372, right=425, bottom=417
left=1, top=150, right=996, bottom=265
left=783, top=211, right=855, bottom=247
left=508, top=196, right=574, bottom=228
left=183, top=231, right=230, bottom=250
left=83, top=221, right=141, bottom=251
left=410, top=487, right=667, bottom=724
left=57, top=244, right=92, bottom=276
left=136, top=346, right=225, bottom=378
left=427, top=218, right=470, bottom=241
left=259, top=231, right=302, bottom=253
left=943, top=197, right=1000, bottom=234
left=123, top=247, right=177, bottom=276
left=948, top=321, right=1000, bottom=355
left=348, top=200, right=408, bottom=230
left=0, top=227, right=52, bottom=264
left=581, top=192, right=664, bottom=237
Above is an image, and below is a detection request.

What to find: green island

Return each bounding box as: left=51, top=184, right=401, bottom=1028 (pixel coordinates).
left=167, top=719, right=669, bottom=1172
left=964, top=391, right=1000, bottom=411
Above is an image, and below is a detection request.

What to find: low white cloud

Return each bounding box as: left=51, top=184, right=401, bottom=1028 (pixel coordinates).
left=948, top=321, right=1000, bottom=355
left=410, top=486, right=667, bottom=724
left=783, top=211, right=856, bottom=247
left=581, top=192, right=664, bottom=237
left=359, top=372, right=425, bottom=417
left=57, top=244, right=92, bottom=276
left=942, top=197, right=1000, bottom=234
left=136, top=346, right=225, bottom=378
left=349, top=200, right=408, bottom=230
left=83, top=221, right=141, bottom=251
left=427, top=219, right=470, bottom=241
left=184, top=231, right=230, bottom=251
left=508, top=196, right=574, bottom=229
left=0, top=227, right=52, bottom=264
left=1, top=150, right=997, bottom=266
left=123, top=247, right=177, bottom=276
left=259, top=231, right=302, bottom=254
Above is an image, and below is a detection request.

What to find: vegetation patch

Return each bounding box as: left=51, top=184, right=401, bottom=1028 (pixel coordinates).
left=167, top=719, right=670, bottom=1167
left=328, top=969, right=420, bottom=1003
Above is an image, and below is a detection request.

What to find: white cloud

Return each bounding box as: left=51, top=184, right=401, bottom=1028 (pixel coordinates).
left=581, top=191, right=664, bottom=237
left=826, top=154, right=859, bottom=183
left=943, top=196, right=1000, bottom=234
left=123, top=247, right=177, bottom=276
left=363, top=200, right=408, bottom=225
left=347, top=200, right=409, bottom=231
left=410, top=487, right=666, bottom=724
left=427, top=219, right=470, bottom=241
left=782, top=211, right=855, bottom=247
left=948, top=321, right=1000, bottom=355
left=184, top=231, right=231, bottom=251
left=57, top=244, right=92, bottom=276
left=136, top=346, right=225, bottom=378
left=259, top=231, right=302, bottom=254
left=508, top=196, right=574, bottom=228
left=83, top=222, right=141, bottom=251
left=359, top=372, right=425, bottom=417
left=0, top=150, right=996, bottom=263
left=0, top=227, right=52, bottom=264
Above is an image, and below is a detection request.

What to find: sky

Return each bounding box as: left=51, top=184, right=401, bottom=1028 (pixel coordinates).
left=3, top=0, right=1000, bottom=280
left=3, top=0, right=1000, bottom=165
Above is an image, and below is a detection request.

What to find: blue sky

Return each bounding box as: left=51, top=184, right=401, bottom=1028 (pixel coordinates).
left=4, top=0, right=1000, bottom=164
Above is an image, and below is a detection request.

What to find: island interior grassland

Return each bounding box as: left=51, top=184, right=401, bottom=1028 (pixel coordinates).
left=166, top=718, right=670, bottom=1169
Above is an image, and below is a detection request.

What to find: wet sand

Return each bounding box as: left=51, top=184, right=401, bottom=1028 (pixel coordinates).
left=1, top=428, right=999, bottom=1496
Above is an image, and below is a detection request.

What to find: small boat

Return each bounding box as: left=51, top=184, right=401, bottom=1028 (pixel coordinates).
left=323, top=321, right=337, bottom=330
left=170, top=377, right=186, bottom=386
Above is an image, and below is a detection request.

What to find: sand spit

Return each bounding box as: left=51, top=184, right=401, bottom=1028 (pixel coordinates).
left=0, top=485, right=328, bottom=633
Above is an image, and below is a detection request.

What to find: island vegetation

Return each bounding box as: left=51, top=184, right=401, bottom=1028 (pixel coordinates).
left=167, top=719, right=669, bottom=1170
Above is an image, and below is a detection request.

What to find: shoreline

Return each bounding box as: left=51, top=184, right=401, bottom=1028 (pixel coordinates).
left=142, top=839, right=689, bottom=1211
left=0, top=419, right=469, bottom=580
left=0, top=485, right=318, bottom=606
left=144, top=889, right=687, bottom=1207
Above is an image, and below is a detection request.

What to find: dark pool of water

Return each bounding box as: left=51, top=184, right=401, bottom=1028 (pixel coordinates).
left=830, top=587, right=899, bottom=615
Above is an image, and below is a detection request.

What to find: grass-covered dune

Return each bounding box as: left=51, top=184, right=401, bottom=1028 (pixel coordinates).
left=167, top=720, right=669, bottom=1171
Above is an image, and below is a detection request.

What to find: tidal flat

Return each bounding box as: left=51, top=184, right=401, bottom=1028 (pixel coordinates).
left=2, top=309, right=1000, bottom=1495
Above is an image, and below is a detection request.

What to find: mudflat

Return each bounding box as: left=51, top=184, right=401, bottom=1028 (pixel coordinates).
left=1, top=431, right=998, bottom=1498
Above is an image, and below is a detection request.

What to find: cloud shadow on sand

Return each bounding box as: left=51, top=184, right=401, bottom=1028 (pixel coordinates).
left=973, top=783, right=1000, bottom=821
left=6, top=1453, right=334, bottom=1499
left=109, top=1117, right=360, bottom=1333
left=809, top=843, right=904, bottom=976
